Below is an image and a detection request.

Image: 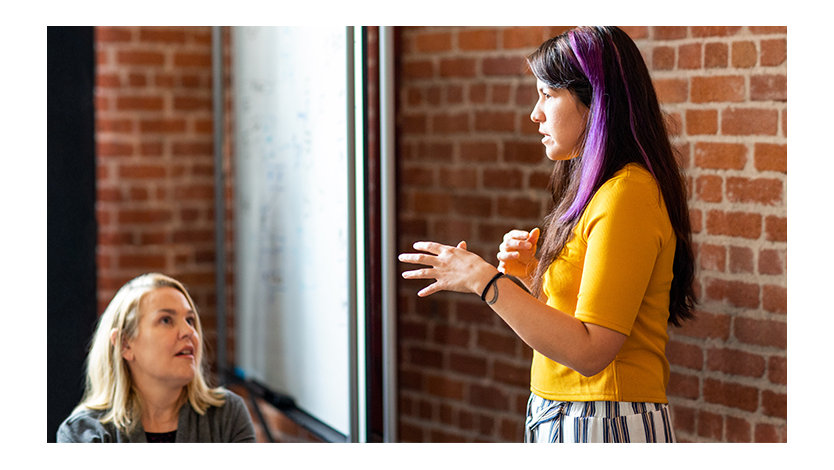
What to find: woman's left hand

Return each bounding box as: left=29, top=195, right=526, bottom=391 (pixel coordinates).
left=399, top=240, right=498, bottom=297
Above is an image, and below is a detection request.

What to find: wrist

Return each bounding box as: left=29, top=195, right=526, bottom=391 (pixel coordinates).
left=473, top=265, right=500, bottom=296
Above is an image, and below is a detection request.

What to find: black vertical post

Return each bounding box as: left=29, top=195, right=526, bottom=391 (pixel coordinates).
left=47, top=26, right=98, bottom=442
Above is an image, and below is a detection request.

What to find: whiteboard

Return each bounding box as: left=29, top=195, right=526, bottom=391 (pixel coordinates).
left=232, top=26, right=350, bottom=436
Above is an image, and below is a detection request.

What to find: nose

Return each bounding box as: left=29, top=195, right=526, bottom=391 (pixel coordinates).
left=178, top=319, right=196, bottom=339
left=530, top=100, right=544, bottom=123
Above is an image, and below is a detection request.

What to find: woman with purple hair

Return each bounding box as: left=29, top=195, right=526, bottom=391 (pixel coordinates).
left=398, top=26, right=695, bottom=443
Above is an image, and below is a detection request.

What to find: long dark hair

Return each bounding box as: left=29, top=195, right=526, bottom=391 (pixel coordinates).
left=527, top=26, right=696, bottom=326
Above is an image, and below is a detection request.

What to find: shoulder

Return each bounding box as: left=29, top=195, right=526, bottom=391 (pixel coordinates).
left=56, top=408, right=114, bottom=443
left=596, top=164, right=661, bottom=205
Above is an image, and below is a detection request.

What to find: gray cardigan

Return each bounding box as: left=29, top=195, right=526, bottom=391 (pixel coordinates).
left=56, top=389, right=256, bottom=443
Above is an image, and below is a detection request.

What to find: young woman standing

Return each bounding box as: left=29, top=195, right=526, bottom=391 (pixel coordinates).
left=399, top=26, right=695, bottom=443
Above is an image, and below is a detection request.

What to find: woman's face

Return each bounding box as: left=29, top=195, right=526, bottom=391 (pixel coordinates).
left=123, top=287, right=201, bottom=392
left=530, top=79, right=589, bottom=161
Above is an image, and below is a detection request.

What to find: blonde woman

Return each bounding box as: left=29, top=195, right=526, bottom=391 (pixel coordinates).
left=57, top=273, right=255, bottom=442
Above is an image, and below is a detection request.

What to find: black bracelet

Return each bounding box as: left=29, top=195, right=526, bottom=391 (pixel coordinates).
left=480, top=272, right=505, bottom=301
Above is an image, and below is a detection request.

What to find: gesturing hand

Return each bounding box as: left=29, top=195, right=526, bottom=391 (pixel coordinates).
left=398, top=240, right=497, bottom=297
left=497, top=227, right=540, bottom=279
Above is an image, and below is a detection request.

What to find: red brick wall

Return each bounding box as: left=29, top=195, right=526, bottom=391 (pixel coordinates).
left=395, top=26, right=787, bottom=442
left=94, top=26, right=235, bottom=365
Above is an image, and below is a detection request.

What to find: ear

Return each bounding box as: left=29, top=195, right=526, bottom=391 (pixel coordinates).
left=111, top=328, right=134, bottom=361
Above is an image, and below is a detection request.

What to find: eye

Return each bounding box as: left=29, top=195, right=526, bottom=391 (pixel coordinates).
left=160, top=315, right=173, bottom=325
left=186, top=316, right=197, bottom=326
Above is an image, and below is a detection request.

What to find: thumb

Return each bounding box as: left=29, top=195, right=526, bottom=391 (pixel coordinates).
left=457, top=240, right=467, bottom=250
left=528, top=227, right=541, bottom=244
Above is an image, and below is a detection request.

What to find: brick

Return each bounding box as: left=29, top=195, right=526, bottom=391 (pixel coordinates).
left=754, top=143, right=787, bottom=173
left=676, top=310, right=731, bottom=340
left=706, top=347, right=765, bottom=377
left=678, top=43, right=701, bottom=69
left=722, top=108, right=780, bottom=136
left=476, top=329, right=517, bottom=356
left=174, top=52, right=211, bottom=67
left=705, top=278, right=760, bottom=308
left=699, top=243, right=726, bottom=271
left=725, top=177, right=783, bottom=205
left=654, top=26, right=688, bottom=40
left=754, top=423, right=783, bottom=443
left=118, top=253, right=167, bottom=270
left=402, top=59, right=435, bottom=79
left=439, top=58, right=476, bottom=78
left=497, top=196, right=541, bottom=219
left=117, top=50, right=165, bottom=66
left=692, top=26, right=742, bottom=37
left=761, top=390, right=786, bottom=419
left=750, top=26, right=787, bottom=34
left=473, top=110, right=516, bottom=132
left=483, top=168, right=523, bottom=189
left=666, top=340, right=703, bottom=370
left=139, top=27, right=187, bottom=43
left=492, top=359, right=529, bottom=385
left=758, top=249, right=784, bottom=275
left=768, top=355, right=787, bottom=385
left=761, top=38, right=787, bottom=66
left=98, top=141, right=135, bottom=158
left=438, top=167, right=476, bottom=189
left=734, top=316, right=786, bottom=348
left=686, top=109, right=718, bottom=135
left=425, top=374, right=465, bottom=400
left=764, top=215, right=786, bottom=242
left=694, top=142, right=747, bottom=170
left=414, top=31, right=452, bottom=53
left=654, top=78, right=688, bottom=103
left=671, top=406, right=695, bottom=434
left=139, top=118, right=187, bottom=133
left=726, top=416, right=752, bottom=442
left=668, top=372, right=700, bottom=399
left=705, top=210, right=761, bottom=239
left=728, top=245, right=754, bottom=273
left=460, top=141, right=499, bottom=163
left=115, top=95, right=164, bottom=111
left=482, top=56, right=527, bottom=76
left=652, top=46, right=675, bottom=70
left=468, top=383, right=509, bottom=410
left=695, top=175, right=723, bottom=203
left=697, top=410, right=724, bottom=440
left=118, top=163, right=166, bottom=179
left=412, top=191, right=451, bottom=215
left=751, top=74, right=787, bottom=101
left=173, top=96, right=211, bottom=111
left=502, top=27, right=548, bottom=49
left=452, top=195, right=492, bottom=217
left=97, top=27, right=133, bottom=42
left=448, top=351, right=487, bottom=377
left=731, top=41, right=757, bottom=68
left=458, top=29, right=497, bottom=50
left=704, top=42, right=728, bottom=68
left=703, top=378, right=759, bottom=411
left=432, top=112, right=470, bottom=134
left=762, top=284, right=787, bottom=314
left=117, top=208, right=173, bottom=224
left=691, top=76, right=745, bottom=103
left=432, top=324, right=470, bottom=347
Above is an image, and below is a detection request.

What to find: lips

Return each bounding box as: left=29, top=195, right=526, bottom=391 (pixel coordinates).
left=175, top=346, right=195, bottom=357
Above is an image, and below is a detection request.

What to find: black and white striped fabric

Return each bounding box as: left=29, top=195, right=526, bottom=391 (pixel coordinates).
left=524, top=393, right=676, bottom=443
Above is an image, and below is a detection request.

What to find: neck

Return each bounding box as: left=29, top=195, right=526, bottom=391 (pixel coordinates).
left=136, top=385, right=186, bottom=433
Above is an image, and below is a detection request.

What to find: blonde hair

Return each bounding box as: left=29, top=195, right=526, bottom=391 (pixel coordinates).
left=74, top=273, right=225, bottom=432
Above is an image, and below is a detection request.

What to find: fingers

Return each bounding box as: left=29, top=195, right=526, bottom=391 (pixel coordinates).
left=528, top=227, right=541, bottom=244
left=456, top=240, right=467, bottom=250
left=401, top=267, right=435, bottom=280
left=411, top=241, right=449, bottom=255
left=398, top=252, right=440, bottom=267
left=496, top=251, right=521, bottom=261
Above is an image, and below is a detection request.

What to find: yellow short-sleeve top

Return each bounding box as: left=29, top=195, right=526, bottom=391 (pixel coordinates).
left=531, top=163, right=675, bottom=403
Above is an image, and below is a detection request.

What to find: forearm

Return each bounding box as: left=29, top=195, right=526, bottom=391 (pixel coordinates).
left=479, top=275, right=618, bottom=377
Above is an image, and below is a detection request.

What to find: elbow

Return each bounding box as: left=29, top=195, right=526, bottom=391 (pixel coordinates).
left=572, top=356, right=615, bottom=378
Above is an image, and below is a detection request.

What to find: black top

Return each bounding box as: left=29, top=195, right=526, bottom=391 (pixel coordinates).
left=145, top=430, right=177, bottom=443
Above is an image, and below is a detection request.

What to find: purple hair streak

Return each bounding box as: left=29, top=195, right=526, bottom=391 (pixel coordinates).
left=562, top=30, right=608, bottom=222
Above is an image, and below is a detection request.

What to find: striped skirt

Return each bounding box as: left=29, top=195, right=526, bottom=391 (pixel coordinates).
left=524, top=393, right=676, bottom=443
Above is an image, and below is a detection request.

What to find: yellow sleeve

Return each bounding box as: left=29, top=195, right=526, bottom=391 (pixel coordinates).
left=573, top=174, right=669, bottom=335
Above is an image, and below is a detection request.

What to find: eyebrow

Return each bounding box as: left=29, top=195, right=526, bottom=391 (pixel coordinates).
left=155, top=308, right=196, bottom=315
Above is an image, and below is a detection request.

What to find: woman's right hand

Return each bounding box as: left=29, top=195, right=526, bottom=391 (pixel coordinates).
left=497, top=227, right=540, bottom=280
